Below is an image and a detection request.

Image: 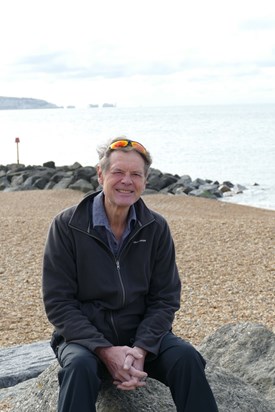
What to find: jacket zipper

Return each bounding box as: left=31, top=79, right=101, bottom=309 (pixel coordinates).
left=115, top=259, right=126, bottom=307
left=115, top=219, right=154, bottom=301
left=108, top=259, right=125, bottom=344
left=70, top=219, right=154, bottom=343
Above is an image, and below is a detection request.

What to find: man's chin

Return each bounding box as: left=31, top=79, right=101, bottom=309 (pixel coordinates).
left=115, top=194, right=136, bottom=206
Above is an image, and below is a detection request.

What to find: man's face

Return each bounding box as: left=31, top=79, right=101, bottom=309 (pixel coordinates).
left=98, top=150, right=147, bottom=210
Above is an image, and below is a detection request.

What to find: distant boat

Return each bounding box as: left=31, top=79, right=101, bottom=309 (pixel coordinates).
left=102, top=103, right=116, bottom=108
left=67, top=105, right=75, bottom=109
left=89, top=104, right=99, bottom=108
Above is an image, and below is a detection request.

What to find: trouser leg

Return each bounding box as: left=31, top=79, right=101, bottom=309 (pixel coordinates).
left=145, top=333, right=218, bottom=412
left=57, top=343, right=102, bottom=412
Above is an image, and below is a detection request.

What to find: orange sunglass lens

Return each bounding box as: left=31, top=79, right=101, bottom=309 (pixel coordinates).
left=110, top=140, right=128, bottom=149
left=110, top=140, right=147, bottom=154
left=131, top=142, right=146, bottom=154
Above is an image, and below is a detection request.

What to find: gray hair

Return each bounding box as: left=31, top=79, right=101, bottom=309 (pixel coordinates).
left=97, top=136, right=152, bottom=176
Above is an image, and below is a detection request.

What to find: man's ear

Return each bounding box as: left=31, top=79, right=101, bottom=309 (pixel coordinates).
left=97, top=165, right=103, bottom=185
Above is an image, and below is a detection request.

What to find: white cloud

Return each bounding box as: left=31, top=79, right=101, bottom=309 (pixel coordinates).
left=0, top=0, right=275, bottom=106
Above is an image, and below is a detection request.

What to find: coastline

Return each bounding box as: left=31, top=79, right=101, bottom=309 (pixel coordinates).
left=220, top=182, right=275, bottom=211
left=0, top=190, right=274, bottom=348
left=2, top=162, right=275, bottom=211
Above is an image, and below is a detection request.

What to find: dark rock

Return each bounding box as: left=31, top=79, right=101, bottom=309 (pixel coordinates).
left=44, top=181, right=57, bottom=190
left=189, top=188, right=218, bottom=199
left=147, top=173, right=178, bottom=191
left=0, top=163, right=247, bottom=201
left=161, top=182, right=189, bottom=195
left=21, top=176, right=39, bottom=190
left=11, top=174, right=27, bottom=187
left=6, top=164, right=25, bottom=172
left=223, top=181, right=234, bottom=188
left=74, top=166, right=97, bottom=182
left=52, top=176, right=75, bottom=190
left=90, top=175, right=100, bottom=189
left=68, top=162, right=82, bottom=170
left=148, top=168, right=163, bottom=179
left=69, top=179, right=96, bottom=193
left=0, top=166, right=8, bottom=174
left=0, top=176, right=11, bottom=191
left=173, top=187, right=189, bottom=196
left=33, top=177, right=50, bottom=190
left=192, top=177, right=207, bottom=188
left=43, top=161, right=56, bottom=169
left=50, top=171, right=73, bottom=184
left=178, top=175, right=192, bottom=185
left=200, top=184, right=223, bottom=198
left=219, top=183, right=232, bottom=193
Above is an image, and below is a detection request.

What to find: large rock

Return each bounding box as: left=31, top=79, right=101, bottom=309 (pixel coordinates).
left=10, top=362, right=177, bottom=412
left=205, top=362, right=274, bottom=412
left=198, top=322, right=275, bottom=405
left=0, top=341, right=55, bottom=388
left=1, top=323, right=275, bottom=411
left=7, top=358, right=275, bottom=412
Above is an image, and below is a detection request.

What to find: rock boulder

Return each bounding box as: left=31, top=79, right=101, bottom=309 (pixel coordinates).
left=1, top=322, right=274, bottom=411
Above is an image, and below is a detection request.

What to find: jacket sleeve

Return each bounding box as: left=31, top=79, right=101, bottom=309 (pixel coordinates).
left=42, top=210, right=112, bottom=352
left=133, top=216, right=181, bottom=355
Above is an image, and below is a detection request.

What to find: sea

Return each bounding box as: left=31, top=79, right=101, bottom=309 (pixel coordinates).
left=0, top=104, right=274, bottom=211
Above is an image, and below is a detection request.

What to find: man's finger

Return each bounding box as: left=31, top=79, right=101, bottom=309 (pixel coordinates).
left=123, top=354, right=134, bottom=370
left=115, top=378, right=147, bottom=391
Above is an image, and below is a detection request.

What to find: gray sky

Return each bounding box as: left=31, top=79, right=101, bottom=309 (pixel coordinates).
left=1, top=0, right=275, bottom=107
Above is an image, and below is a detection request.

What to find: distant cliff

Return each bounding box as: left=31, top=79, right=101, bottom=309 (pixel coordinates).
left=0, top=96, right=60, bottom=110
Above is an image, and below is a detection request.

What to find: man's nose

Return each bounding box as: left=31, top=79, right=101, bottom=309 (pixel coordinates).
left=121, top=173, right=133, bottom=184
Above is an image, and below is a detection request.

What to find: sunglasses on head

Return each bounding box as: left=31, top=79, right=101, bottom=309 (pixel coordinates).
left=109, top=139, right=147, bottom=155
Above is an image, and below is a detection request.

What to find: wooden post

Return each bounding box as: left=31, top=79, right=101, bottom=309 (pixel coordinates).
left=15, top=137, right=20, bottom=164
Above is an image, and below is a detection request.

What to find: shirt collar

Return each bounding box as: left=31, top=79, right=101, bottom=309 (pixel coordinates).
left=93, top=191, right=137, bottom=230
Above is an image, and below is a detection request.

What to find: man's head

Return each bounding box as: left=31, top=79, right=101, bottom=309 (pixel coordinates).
left=97, top=137, right=152, bottom=209
left=97, top=137, right=152, bottom=177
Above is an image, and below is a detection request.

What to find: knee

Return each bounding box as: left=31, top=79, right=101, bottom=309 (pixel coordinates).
left=171, top=342, right=206, bottom=372
left=59, top=351, right=100, bottom=391
left=66, top=353, right=98, bottom=378
left=69, top=354, right=94, bottom=370
left=60, top=344, right=99, bottom=380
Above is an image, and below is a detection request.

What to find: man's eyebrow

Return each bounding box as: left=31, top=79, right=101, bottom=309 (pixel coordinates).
left=111, top=167, right=143, bottom=174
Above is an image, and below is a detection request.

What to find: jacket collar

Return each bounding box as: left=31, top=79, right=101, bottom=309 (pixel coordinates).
left=68, top=191, right=155, bottom=233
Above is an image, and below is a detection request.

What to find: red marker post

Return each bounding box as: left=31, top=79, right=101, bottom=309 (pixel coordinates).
left=15, top=137, right=20, bottom=164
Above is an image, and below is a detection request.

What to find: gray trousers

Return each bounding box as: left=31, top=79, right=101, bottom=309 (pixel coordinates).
left=57, top=333, right=218, bottom=412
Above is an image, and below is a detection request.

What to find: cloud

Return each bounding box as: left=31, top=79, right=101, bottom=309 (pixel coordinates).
left=1, top=0, right=275, bottom=106
left=240, top=18, right=275, bottom=31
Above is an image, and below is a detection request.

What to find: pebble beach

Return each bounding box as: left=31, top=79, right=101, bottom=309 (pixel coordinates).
left=0, top=190, right=274, bottom=348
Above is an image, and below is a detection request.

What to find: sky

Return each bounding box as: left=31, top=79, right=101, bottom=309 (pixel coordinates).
left=1, top=0, right=275, bottom=107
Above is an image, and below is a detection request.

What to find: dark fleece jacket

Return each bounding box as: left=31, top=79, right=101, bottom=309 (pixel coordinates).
left=42, top=192, right=181, bottom=356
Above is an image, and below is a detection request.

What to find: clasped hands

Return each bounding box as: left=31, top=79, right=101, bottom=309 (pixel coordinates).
left=95, top=345, right=148, bottom=391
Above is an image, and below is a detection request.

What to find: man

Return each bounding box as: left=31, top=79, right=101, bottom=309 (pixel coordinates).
left=42, top=137, right=218, bottom=411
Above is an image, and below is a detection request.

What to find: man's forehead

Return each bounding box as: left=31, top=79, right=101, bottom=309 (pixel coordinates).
left=109, top=150, right=145, bottom=167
